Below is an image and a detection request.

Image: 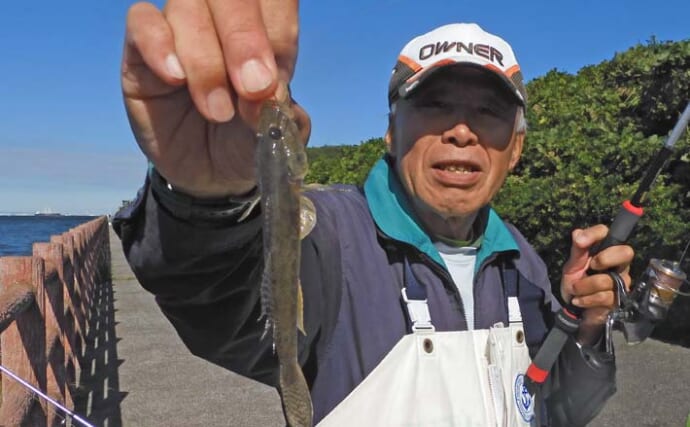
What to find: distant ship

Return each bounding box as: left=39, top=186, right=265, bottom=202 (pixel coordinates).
left=34, top=210, right=63, bottom=217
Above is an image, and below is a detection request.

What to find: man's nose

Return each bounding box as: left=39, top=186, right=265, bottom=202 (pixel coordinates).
left=442, top=120, right=478, bottom=147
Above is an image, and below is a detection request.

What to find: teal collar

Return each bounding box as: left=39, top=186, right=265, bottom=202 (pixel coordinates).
left=363, top=156, right=518, bottom=272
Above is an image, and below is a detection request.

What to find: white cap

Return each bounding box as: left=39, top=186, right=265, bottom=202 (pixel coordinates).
left=388, top=23, right=526, bottom=106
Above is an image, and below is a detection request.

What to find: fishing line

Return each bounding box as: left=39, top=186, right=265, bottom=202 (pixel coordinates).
left=0, top=364, right=95, bottom=427
left=679, top=238, right=690, bottom=267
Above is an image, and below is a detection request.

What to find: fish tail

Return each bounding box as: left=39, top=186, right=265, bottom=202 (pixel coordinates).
left=280, top=360, right=313, bottom=427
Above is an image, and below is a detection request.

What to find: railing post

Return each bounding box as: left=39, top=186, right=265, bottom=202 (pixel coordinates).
left=0, top=216, right=110, bottom=426
left=58, top=232, right=84, bottom=374
left=0, top=256, right=47, bottom=426
left=51, top=234, right=81, bottom=402
left=34, top=242, right=71, bottom=423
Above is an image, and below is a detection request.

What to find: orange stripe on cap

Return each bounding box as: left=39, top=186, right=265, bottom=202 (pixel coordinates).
left=433, top=58, right=457, bottom=68
left=404, top=58, right=458, bottom=85
left=483, top=63, right=503, bottom=75
left=398, top=55, right=422, bottom=72
left=505, top=64, right=521, bottom=77
left=484, top=63, right=521, bottom=78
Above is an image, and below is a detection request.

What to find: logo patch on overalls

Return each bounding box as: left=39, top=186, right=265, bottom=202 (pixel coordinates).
left=514, top=374, right=534, bottom=422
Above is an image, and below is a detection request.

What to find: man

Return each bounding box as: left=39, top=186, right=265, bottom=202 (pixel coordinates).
left=116, top=1, right=633, bottom=425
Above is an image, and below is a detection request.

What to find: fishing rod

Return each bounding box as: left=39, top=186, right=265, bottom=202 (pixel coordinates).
left=679, top=238, right=690, bottom=267
left=0, top=364, right=95, bottom=427
left=524, top=101, right=690, bottom=394
left=592, top=102, right=690, bottom=254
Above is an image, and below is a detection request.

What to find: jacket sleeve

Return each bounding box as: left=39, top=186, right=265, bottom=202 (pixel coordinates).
left=545, top=336, right=616, bottom=427
left=112, top=179, right=342, bottom=387
left=524, top=294, right=616, bottom=426
left=538, top=292, right=616, bottom=426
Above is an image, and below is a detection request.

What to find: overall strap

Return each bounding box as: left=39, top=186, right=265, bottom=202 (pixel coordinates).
left=502, top=260, right=522, bottom=324
left=401, top=257, right=435, bottom=333
left=503, top=259, right=547, bottom=425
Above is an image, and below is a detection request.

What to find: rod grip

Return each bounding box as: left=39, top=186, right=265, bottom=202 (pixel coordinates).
left=590, top=200, right=643, bottom=255
left=567, top=201, right=643, bottom=318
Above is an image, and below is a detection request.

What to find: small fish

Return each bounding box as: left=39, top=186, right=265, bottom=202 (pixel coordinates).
left=256, top=99, right=315, bottom=427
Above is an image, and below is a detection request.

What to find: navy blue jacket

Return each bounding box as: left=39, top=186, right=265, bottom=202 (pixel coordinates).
left=114, top=157, right=616, bottom=426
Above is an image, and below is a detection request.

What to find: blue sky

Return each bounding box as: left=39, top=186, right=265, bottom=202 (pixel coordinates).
left=1, top=0, right=688, bottom=214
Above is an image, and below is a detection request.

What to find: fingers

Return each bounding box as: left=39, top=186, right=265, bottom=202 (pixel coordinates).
left=126, top=0, right=297, bottom=126
left=261, top=0, right=299, bottom=82
left=569, top=274, right=617, bottom=308
left=562, top=225, right=608, bottom=271
left=560, top=226, right=607, bottom=299
left=207, top=0, right=278, bottom=99
left=164, top=0, right=235, bottom=122
left=563, top=225, right=635, bottom=273
left=561, top=224, right=635, bottom=302
left=208, top=0, right=293, bottom=125
left=560, top=224, right=636, bottom=337
left=123, top=2, right=186, bottom=97
left=590, top=243, right=634, bottom=273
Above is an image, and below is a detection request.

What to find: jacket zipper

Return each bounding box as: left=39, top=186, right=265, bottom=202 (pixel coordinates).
left=378, top=229, right=507, bottom=330
left=414, top=247, right=508, bottom=330
left=411, top=250, right=470, bottom=330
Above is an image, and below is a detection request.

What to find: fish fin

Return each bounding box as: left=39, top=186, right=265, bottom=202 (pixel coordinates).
left=302, top=183, right=328, bottom=191
left=259, top=251, right=274, bottom=342
left=297, top=280, right=306, bottom=335
left=238, top=195, right=261, bottom=222
left=299, top=195, right=317, bottom=240
left=260, top=318, right=273, bottom=343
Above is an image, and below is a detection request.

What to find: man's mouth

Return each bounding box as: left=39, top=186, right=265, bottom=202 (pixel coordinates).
left=437, top=165, right=475, bottom=174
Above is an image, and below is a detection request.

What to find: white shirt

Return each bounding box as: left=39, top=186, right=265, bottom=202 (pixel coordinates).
left=434, top=241, right=478, bottom=330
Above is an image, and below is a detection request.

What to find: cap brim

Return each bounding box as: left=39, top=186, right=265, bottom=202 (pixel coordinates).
left=398, top=61, right=525, bottom=107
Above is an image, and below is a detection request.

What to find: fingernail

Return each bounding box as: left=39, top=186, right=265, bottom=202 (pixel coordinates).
left=572, top=297, right=581, bottom=306
left=239, top=59, right=273, bottom=93
left=207, top=87, right=234, bottom=122
left=165, top=53, right=186, bottom=79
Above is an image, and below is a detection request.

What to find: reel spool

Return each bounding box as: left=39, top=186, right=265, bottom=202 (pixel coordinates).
left=616, top=258, right=688, bottom=344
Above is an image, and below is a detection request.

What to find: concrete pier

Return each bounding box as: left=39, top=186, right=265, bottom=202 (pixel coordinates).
left=74, top=228, right=283, bottom=426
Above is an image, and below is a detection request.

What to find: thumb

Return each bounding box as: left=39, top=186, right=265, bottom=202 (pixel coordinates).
left=560, top=229, right=593, bottom=300
left=560, top=224, right=610, bottom=300
left=563, top=229, right=592, bottom=276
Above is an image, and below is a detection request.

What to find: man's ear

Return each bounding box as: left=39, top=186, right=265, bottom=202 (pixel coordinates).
left=385, top=107, right=397, bottom=154
left=509, top=132, right=524, bottom=171
left=384, top=126, right=394, bottom=154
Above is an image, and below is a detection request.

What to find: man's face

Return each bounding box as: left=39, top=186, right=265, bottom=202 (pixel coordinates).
left=388, top=66, right=524, bottom=222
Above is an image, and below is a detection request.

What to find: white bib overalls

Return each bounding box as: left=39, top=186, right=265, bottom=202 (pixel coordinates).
left=318, top=260, right=536, bottom=427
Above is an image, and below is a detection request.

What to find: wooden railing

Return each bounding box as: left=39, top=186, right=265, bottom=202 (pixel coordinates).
left=0, top=216, right=110, bottom=426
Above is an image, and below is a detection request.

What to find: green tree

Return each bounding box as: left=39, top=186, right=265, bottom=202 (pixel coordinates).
left=494, top=38, right=690, bottom=345
left=306, top=138, right=385, bottom=186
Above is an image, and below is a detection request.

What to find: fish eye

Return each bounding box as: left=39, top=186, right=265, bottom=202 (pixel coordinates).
left=268, top=127, right=282, bottom=140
